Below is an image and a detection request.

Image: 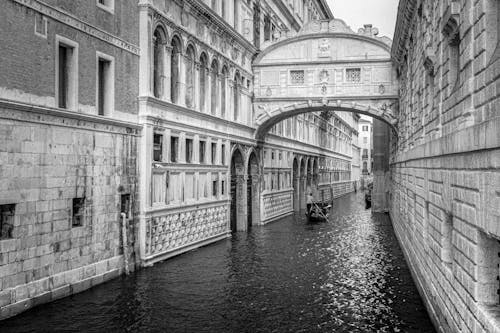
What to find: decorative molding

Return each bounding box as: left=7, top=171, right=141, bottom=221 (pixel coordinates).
left=423, top=48, right=436, bottom=76
left=442, top=0, right=460, bottom=39
left=13, top=0, right=140, bottom=55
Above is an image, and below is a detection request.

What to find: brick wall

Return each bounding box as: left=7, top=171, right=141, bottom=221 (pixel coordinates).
left=0, top=103, right=139, bottom=320
left=0, top=0, right=139, bottom=115
left=391, top=0, right=500, bottom=331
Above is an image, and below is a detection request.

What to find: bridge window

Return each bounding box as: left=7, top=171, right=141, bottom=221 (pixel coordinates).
left=290, top=70, right=305, bottom=85
left=346, top=68, right=361, bottom=83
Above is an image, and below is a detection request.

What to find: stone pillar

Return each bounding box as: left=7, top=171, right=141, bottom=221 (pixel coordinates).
left=236, top=174, right=248, bottom=231
left=300, top=175, right=307, bottom=210
left=372, top=119, right=391, bottom=212
left=139, top=10, right=152, bottom=97
left=164, top=46, right=172, bottom=102
left=178, top=54, right=186, bottom=107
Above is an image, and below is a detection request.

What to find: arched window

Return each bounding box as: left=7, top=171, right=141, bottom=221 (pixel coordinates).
left=199, top=53, right=208, bottom=112
left=233, top=71, right=240, bottom=121
left=210, top=60, right=219, bottom=115
left=185, top=45, right=195, bottom=108
left=221, top=66, right=228, bottom=118
left=170, top=36, right=182, bottom=104
left=153, top=27, right=166, bottom=98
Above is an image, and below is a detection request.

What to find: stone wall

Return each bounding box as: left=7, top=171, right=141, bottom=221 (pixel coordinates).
left=0, top=103, right=139, bottom=320
left=391, top=0, right=500, bottom=331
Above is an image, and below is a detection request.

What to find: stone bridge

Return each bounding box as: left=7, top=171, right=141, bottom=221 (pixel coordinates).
left=252, top=19, right=399, bottom=141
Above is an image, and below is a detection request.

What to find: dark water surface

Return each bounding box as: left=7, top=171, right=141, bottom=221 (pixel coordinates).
left=2, top=193, right=435, bottom=333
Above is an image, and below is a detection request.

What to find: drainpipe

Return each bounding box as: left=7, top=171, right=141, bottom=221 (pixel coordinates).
left=121, top=213, right=130, bottom=275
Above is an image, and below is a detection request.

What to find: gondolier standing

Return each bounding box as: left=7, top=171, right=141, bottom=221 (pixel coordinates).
left=306, top=192, right=314, bottom=215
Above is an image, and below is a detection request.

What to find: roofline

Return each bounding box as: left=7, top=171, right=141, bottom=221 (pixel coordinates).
left=253, top=32, right=392, bottom=65
left=317, top=0, right=334, bottom=19
left=391, top=0, right=416, bottom=65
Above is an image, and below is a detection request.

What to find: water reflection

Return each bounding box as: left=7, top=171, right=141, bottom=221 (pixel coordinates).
left=2, top=193, right=435, bottom=333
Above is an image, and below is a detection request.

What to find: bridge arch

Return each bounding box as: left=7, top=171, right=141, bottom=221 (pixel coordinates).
left=253, top=18, right=399, bottom=142
left=254, top=101, right=398, bottom=141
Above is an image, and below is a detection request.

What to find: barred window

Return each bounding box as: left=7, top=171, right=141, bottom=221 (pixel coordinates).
left=290, top=70, right=305, bottom=84
left=346, top=68, right=361, bottom=83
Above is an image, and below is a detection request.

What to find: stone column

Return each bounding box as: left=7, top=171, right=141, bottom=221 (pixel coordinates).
left=139, top=10, right=152, bottom=97
left=178, top=54, right=186, bottom=107
left=164, top=46, right=172, bottom=102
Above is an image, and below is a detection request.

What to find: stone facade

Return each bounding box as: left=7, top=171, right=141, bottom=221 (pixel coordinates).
left=0, top=0, right=364, bottom=320
left=136, top=0, right=358, bottom=266
left=391, top=0, right=500, bottom=332
left=0, top=0, right=140, bottom=320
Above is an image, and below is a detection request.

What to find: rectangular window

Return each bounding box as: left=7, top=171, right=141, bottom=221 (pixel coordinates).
left=97, top=56, right=113, bottom=116
left=170, top=136, right=178, bottom=163
left=212, top=180, right=218, bottom=196
left=211, top=142, right=217, bottom=164
left=120, top=194, right=130, bottom=219
left=72, top=198, right=85, bottom=227
left=58, top=45, right=71, bottom=108
left=97, top=0, right=114, bottom=13
left=153, top=133, right=163, bottom=162
left=221, top=180, right=225, bottom=195
left=221, top=144, right=226, bottom=165
left=0, top=204, right=15, bottom=240
left=362, top=126, right=368, bottom=131
left=186, top=138, right=193, bottom=163
left=290, top=70, right=305, bottom=85
left=199, top=140, right=206, bottom=164
left=363, top=137, right=368, bottom=144
left=34, top=13, right=47, bottom=38
left=56, top=36, right=78, bottom=110
left=346, top=68, right=361, bottom=83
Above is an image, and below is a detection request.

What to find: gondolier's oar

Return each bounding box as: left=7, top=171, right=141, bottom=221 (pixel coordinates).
left=313, top=201, right=329, bottom=220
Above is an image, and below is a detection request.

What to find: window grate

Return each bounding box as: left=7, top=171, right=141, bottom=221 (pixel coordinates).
left=346, top=68, right=361, bottom=83
left=290, top=70, right=305, bottom=85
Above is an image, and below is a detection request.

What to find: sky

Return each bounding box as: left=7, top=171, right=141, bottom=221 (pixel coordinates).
left=326, top=0, right=400, bottom=38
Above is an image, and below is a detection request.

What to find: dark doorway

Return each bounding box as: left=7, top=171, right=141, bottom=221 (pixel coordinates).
left=230, top=149, right=244, bottom=232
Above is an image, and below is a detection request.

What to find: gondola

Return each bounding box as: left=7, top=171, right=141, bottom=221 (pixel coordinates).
left=307, top=202, right=331, bottom=222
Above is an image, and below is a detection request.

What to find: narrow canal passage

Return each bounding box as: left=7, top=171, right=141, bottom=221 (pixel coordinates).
left=3, top=193, right=435, bottom=333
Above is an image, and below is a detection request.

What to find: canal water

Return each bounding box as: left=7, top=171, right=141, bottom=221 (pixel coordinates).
left=3, top=193, right=435, bottom=333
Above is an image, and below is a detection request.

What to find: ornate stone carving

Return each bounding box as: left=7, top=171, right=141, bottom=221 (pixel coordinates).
left=423, top=48, right=436, bottom=76
left=442, top=1, right=460, bottom=39
left=318, top=39, right=330, bottom=58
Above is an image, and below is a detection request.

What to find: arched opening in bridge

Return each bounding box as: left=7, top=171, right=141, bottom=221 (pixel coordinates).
left=230, top=149, right=244, bottom=232
left=247, top=152, right=259, bottom=228
left=292, top=158, right=300, bottom=212
left=255, top=106, right=395, bottom=213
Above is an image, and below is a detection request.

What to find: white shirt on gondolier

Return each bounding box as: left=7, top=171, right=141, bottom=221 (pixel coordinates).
left=307, top=194, right=313, bottom=204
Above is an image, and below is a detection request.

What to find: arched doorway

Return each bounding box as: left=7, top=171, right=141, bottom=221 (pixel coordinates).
left=247, top=152, right=259, bottom=228
left=230, top=149, right=244, bottom=232
left=292, top=158, right=300, bottom=212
